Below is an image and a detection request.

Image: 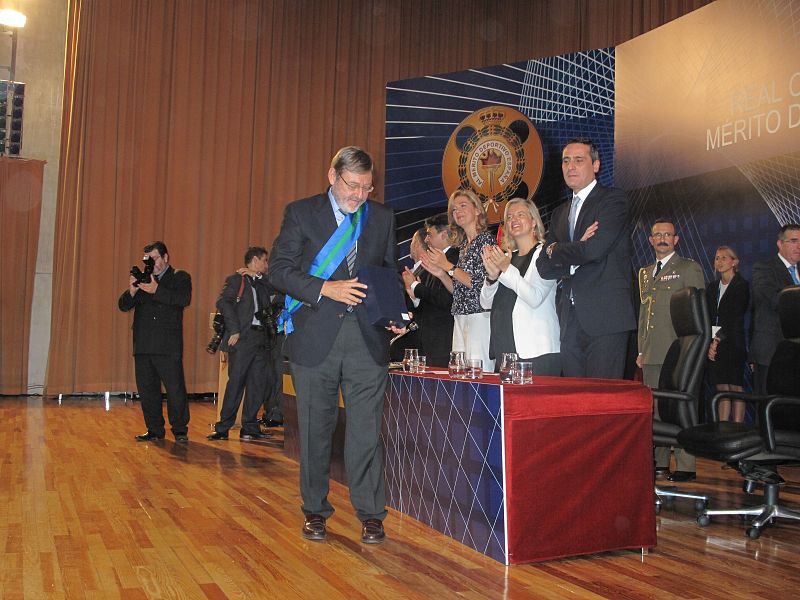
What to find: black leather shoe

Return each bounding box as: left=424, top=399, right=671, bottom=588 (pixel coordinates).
left=206, top=431, right=229, bottom=440
left=655, top=467, right=670, bottom=480
left=240, top=431, right=273, bottom=441
left=667, top=470, right=696, bottom=482
left=174, top=433, right=189, bottom=443
left=302, top=514, right=327, bottom=541
left=361, top=518, right=385, bottom=544
left=264, top=419, right=284, bottom=428
left=135, top=431, right=165, bottom=442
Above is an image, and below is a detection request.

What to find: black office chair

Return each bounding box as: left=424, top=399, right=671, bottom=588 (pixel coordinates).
left=678, top=286, right=800, bottom=538
left=652, top=287, right=711, bottom=513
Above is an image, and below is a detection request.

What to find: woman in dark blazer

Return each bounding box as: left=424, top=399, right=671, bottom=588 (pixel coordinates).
left=706, top=245, right=750, bottom=422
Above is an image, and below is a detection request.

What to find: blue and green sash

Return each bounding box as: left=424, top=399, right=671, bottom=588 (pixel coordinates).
left=277, top=202, right=368, bottom=334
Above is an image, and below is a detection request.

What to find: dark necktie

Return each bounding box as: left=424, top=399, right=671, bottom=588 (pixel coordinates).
left=654, top=261, right=662, bottom=277
left=346, top=242, right=357, bottom=276
left=568, top=195, right=581, bottom=241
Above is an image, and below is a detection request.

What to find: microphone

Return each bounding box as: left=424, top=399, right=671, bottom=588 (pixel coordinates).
left=390, top=321, right=418, bottom=346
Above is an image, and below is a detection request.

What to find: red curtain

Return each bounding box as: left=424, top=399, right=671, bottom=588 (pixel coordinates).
left=0, top=158, right=44, bottom=394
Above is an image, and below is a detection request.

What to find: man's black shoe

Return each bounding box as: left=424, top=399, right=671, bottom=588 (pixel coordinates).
left=302, top=514, right=327, bottom=541
left=135, top=431, right=165, bottom=442
left=206, top=431, right=229, bottom=440
left=263, top=419, right=284, bottom=428
left=361, top=518, right=385, bottom=544
left=655, top=467, right=670, bottom=480
left=174, top=433, right=189, bottom=443
left=240, top=431, right=273, bottom=441
left=667, top=470, right=696, bottom=482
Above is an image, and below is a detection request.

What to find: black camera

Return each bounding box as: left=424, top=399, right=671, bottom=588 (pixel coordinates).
left=255, top=306, right=277, bottom=335
left=206, top=313, right=226, bottom=354
left=130, top=255, right=155, bottom=286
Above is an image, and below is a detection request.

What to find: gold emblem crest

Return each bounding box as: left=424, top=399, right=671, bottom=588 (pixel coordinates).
left=442, top=106, right=543, bottom=224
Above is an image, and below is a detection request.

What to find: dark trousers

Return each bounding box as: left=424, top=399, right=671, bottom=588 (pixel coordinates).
left=134, top=354, right=189, bottom=436
left=290, top=315, right=388, bottom=522
left=216, top=335, right=268, bottom=435
left=560, top=305, right=629, bottom=379
left=753, top=363, right=769, bottom=396
left=263, top=334, right=285, bottom=421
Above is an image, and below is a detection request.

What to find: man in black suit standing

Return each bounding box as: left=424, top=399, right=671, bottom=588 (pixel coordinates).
left=401, top=213, right=458, bottom=367
left=207, top=246, right=274, bottom=442
left=536, top=137, right=636, bottom=379
left=750, top=223, right=800, bottom=394
left=269, top=146, right=402, bottom=545
left=119, top=241, right=192, bottom=443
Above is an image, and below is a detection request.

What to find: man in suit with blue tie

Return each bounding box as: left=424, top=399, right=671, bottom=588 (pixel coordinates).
left=536, top=137, right=636, bottom=379
left=750, top=223, right=800, bottom=394
left=207, top=246, right=274, bottom=442
left=269, top=146, right=404, bottom=545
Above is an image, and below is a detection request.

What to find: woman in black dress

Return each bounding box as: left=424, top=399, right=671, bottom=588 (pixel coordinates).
left=706, top=246, right=750, bottom=422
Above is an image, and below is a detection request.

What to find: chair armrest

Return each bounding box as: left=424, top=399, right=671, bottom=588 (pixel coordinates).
left=763, top=396, right=800, bottom=451
left=708, top=391, right=772, bottom=422
left=651, top=389, right=695, bottom=404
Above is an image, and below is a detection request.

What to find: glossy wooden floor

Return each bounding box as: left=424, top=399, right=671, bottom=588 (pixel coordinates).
left=2, top=397, right=800, bottom=599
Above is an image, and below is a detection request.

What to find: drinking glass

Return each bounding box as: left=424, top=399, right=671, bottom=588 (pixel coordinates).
left=448, top=351, right=466, bottom=378
left=413, top=356, right=427, bottom=373
left=499, top=352, right=518, bottom=384
left=512, top=361, right=533, bottom=384
left=403, top=348, right=419, bottom=372
left=466, top=358, right=483, bottom=379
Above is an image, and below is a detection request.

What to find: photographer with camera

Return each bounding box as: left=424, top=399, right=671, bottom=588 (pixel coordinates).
left=119, top=241, right=192, bottom=443
left=207, top=246, right=275, bottom=441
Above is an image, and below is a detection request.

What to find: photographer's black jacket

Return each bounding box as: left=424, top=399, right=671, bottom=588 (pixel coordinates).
left=215, top=273, right=273, bottom=352
left=118, top=265, right=192, bottom=356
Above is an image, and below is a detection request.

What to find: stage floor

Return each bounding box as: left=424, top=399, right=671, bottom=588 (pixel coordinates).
left=1, top=396, right=799, bottom=599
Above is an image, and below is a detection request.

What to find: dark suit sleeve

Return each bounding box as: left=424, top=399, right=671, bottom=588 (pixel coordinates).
left=118, top=289, right=139, bottom=311
left=414, top=280, right=453, bottom=311
left=153, top=269, right=192, bottom=307
left=547, top=187, right=629, bottom=268
left=536, top=204, right=571, bottom=280
left=752, top=260, right=785, bottom=313
left=216, top=274, right=245, bottom=335
left=269, top=202, right=326, bottom=305
left=383, top=210, right=398, bottom=268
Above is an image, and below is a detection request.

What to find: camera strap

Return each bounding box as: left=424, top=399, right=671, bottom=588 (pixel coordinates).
left=235, top=274, right=247, bottom=303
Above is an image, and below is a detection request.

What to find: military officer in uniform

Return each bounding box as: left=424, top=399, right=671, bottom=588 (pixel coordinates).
left=637, top=219, right=705, bottom=482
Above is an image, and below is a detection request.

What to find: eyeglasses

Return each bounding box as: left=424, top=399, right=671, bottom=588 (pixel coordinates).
left=651, top=232, right=675, bottom=239
left=339, top=174, right=374, bottom=194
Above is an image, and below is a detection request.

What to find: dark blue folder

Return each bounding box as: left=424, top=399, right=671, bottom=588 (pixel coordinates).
left=356, top=265, right=411, bottom=328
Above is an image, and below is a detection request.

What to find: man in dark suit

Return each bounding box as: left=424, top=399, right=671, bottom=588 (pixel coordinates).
left=750, top=223, right=800, bottom=394
left=269, top=146, right=402, bottom=545
left=536, top=137, right=636, bottom=379
left=119, top=241, right=192, bottom=443
left=207, top=246, right=274, bottom=442
left=401, top=213, right=458, bottom=367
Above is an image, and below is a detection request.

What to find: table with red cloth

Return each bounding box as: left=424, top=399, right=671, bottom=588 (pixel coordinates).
left=383, top=371, right=656, bottom=564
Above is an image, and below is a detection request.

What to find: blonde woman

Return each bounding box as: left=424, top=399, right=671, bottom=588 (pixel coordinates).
left=479, top=198, right=561, bottom=375
left=706, top=246, right=750, bottom=422
left=422, top=189, right=495, bottom=371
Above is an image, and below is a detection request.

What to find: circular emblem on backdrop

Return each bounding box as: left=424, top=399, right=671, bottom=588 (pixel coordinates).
left=442, top=106, right=544, bottom=224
